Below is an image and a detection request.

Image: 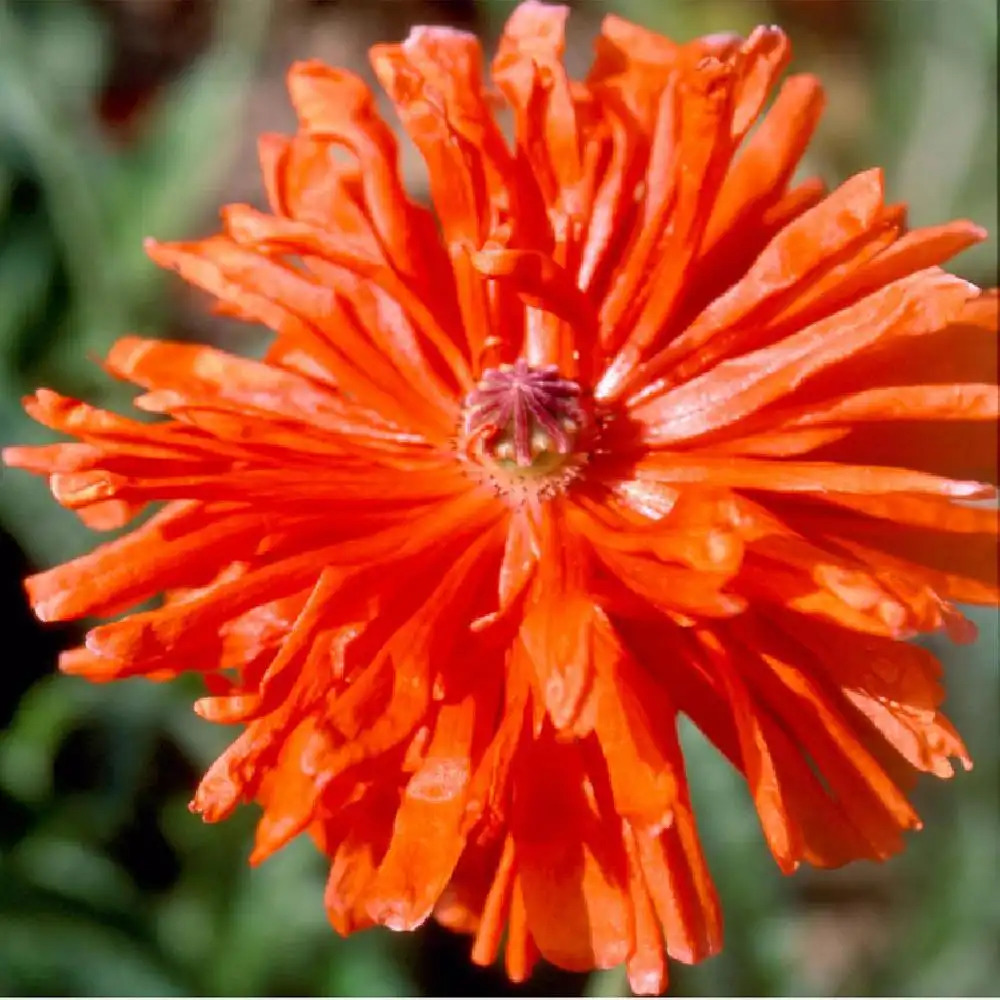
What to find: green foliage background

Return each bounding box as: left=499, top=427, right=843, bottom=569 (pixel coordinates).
left=0, top=0, right=996, bottom=995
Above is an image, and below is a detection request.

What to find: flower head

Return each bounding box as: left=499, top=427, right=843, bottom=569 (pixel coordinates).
left=5, top=1, right=997, bottom=992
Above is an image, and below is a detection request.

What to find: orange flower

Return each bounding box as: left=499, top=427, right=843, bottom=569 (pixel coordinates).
left=5, top=2, right=998, bottom=992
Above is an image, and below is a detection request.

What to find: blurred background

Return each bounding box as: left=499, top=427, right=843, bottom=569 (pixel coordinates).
left=0, top=0, right=996, bottom=995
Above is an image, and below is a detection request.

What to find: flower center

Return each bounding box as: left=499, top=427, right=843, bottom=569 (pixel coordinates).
left=461, top=360, right=585, bottom=492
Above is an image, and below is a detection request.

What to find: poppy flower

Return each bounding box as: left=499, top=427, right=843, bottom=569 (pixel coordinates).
left=5, top=1, right=997, bottom=993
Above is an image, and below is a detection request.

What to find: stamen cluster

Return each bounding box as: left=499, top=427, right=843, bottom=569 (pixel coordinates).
left=462, top=360, right=584, bottom=488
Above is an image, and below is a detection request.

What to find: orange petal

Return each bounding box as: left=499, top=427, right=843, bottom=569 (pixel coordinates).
left=790, top=383, right=998, bottom=425
left=733, top=618, right=922, bottom=858
left=632, top=269, right=975, bottom=442
left=696, top=629, right=803, bottom=871
left=469, top=836, right=517, bottom=966
left=728, top=26, right=791, bottom=141
left=285, top=60, right=443, bottom=287
left=511, top=733, right=632, bottom=972
left=704, top=73, right=826, bottom=252
left=622, top=821, right=668, bottom=996
left=222, top=206, right=472, bottom=394
left=591, top=612, right=678, bottom=828
left=636, top=796, right=722, bottom=964
left=324, top=788, right=397, bottom=935
left=365, top=695, right=478, bottom=930
left=588, top=13, right=677, bottom=129
left=658, top=169, right=887, bottom=385
left=599, top=57, right=738, bottom=394
left=779, top=614, right=971, bottom=777
left=470, top=247, right=597, bottom=371
left=492, top=1, right=583, bottom=211
left=519, top=506, right=596, bottom=729
left=25, top=502, right=261, bottom=623
left=504, top=875, right=539, bottom=983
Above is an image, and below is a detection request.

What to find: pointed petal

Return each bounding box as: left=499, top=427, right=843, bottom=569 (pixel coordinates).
left=511, top=734, right=632, bottom=972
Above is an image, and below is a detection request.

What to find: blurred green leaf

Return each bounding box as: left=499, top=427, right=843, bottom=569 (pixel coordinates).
left=0, top=676, right=96, bottom=806
left=11, top=835, right=139, bottom=916
left=324, top=928, right=418, bottom=997
left=110, top=0, right=277, bottom=283
left=0, top=915, right=185, bottom=997
left=0, top=0, right=275, bottom=569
